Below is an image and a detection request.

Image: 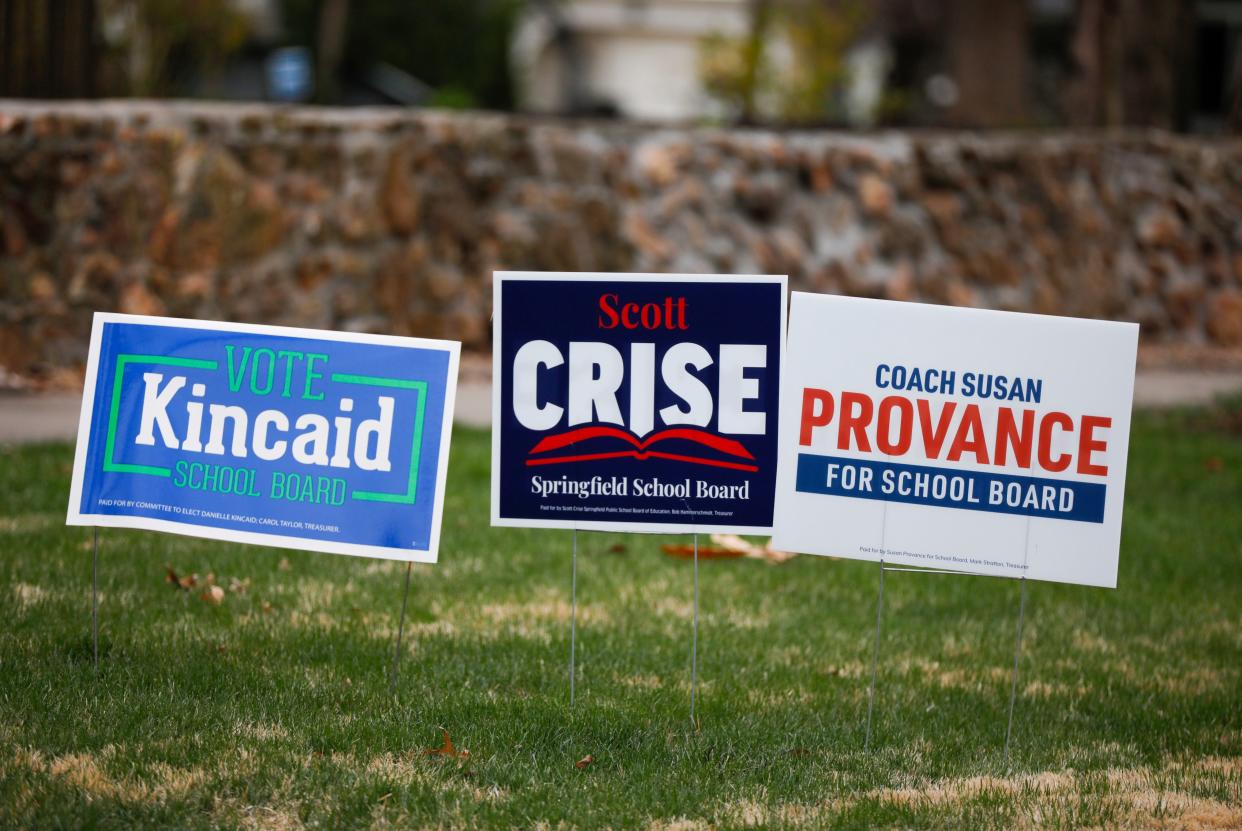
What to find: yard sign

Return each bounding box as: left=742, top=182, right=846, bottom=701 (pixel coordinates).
left=67, top=313, right=459, bottom=562
left=491, top=272, right=787, bottom=533
left=772, top=294, right=1138, bottom=587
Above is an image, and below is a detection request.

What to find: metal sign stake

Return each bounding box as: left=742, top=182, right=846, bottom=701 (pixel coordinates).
left=690, top=532, right=699, bottom=728
left=864, top=502, right=889, bottom=749
left=864, top=514, right=1035, bottom=758
left=864, top=557, right=885, bottom=750
left=1004, top=517, right=1033, bottom=762
left=389, top=561, right=413, bottom=696
left=570, top=528, right=578, bottom=707
left=92, top=527, right=99, bottom=671
left=1004, top=575, right=1028, bottom=762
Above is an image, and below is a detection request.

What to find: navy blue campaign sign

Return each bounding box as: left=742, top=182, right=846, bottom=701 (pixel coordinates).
left=491, top=272, right=787, bottom=533
left=67, top=314, right=460, bottom=562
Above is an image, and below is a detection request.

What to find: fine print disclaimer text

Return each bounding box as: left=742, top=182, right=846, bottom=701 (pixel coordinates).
left=859, top=544, right=1030, bottom=572
left=95, top=497, right=341, bottom=534
left=538, top=503, right=732, bottom=519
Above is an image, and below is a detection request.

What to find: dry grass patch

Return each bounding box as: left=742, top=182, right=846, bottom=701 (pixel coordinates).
left=745, top=686, right=817, bottom=708
left=233, top=721, right=291, bottom=742
left=10, top=748, right=210, bottom=804
left=1023, top=679, right=1089, bottom=698
left=1106, top=656, right=1236, bottom=696
left=341, top=751, right=508, bottom=804
left=9, top=581, right=52, bottom=612
left=1072, top=630, right=1113, bottom=653
left=860, top=763, right=1242, bottom=830
left=649, top=595, right=694, bottom=621
left=615, top=673, right=665, bottom=690
left=893, top=655, right=1011, bottom=690
left=645, top=818, right=711, bottom=831
left=473, top=594, right=612, bottom=628
left=211, top=796, right=305, bottom=831
left=0, top=513, right=59, bottom=533
left=1191, top=756, right=1242, bottom=775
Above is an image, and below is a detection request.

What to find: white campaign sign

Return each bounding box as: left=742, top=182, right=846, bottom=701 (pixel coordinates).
left=772, top=294, right=1139, bottom=588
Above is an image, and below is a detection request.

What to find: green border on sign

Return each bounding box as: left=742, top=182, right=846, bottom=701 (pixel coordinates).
left=104, top=354, right=219, bottom=477
left=101, top=356, right=427, bottom=501
left=330, top=373, right=427, bottom=504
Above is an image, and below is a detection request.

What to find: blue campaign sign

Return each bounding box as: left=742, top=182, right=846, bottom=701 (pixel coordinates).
left=491, top=272, right=787, bottom=534
left=67, top=314, right=460, bottom=562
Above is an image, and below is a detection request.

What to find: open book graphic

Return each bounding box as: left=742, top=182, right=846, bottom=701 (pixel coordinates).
left=526, top=425, right=758, bottom=472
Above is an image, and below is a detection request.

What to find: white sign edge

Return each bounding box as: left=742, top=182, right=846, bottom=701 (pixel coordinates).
left=64, top=311, right=462, bottom=564
left=770, top=292, right=1141, bottom=588
left=490, top=271, right=789, bottom=535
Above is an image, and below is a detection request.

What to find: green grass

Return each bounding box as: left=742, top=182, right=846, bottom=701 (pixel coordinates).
left=1, top=405, right=1240, bottom=829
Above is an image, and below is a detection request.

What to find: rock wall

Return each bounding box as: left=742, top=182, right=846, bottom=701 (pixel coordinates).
left=2, top=101, right=1241, bottom=384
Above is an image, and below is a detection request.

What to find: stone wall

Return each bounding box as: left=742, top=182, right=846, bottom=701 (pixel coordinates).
left=2, top=101, right=1242, bottom=385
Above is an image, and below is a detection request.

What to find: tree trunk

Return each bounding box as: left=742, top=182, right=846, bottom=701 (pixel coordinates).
left=1067, top=0, right=1191, bottom=129
left=1229, top=45, right=1242, bottom=134
left=317, top=0, right=350, bottom=104
left=947, top=0, right=1029, bottom=128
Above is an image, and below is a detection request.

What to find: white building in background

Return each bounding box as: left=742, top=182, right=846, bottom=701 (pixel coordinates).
left=511, top=0, right=751, bottom=121
left=510, top=0, right=891, bottom=125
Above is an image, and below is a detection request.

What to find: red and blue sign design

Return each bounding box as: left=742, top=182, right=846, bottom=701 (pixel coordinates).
left=490, top=273, right=787, bottom=534
left=67, top=314, right=459, bottom=562
left=771, top=293, right=1139, bottom=588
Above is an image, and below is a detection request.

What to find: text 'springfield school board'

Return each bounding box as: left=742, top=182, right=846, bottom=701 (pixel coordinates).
left=67, top=313, right=460, bottom=562
left=771, top=293, right=1139, bottom=588
left=492, top=272, right=787, bottom=534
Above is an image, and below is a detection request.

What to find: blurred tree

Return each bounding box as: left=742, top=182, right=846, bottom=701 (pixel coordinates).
left=945, top=0, right=1028, bottom=127
left=100, top=0, right=250, bottom=96
left=315, top=0, right=349, bottom=104
left=698, top=0, right=867, bottom=125
left=1066, top=0, right=1193, bottom=129
left=781, top=0, right=868, bottom=123
left=528, top=0, right=589, bottom=114
left=0, top=0, right=98, bottom=98
left=280, top=0, right=522, bottom=109
left=1231, top=47, right=1242, bottom=134
left=698, top=0, right=775, bottom=124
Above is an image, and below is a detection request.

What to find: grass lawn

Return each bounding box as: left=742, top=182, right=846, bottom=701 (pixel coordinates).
left=1, top=404, right=1240, bottom=829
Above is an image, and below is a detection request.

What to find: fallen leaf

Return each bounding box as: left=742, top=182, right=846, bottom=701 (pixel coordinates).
left=607, top=543, right=628, bottom=554
left=660, top=536, right=797, bottom=563
left=200, top=585, right=225, bottom=605
left=1205, top=456, right=1225, bottom=473
left=261, top=601, right=274, bottom=614
left=425, top=728, right=469, bottom=759
left=165, top=566, right=197, bottom=591
left=761, top=539, right=798, bottom=564
left=575, top=754, right=594, bottom=769
left=712, top=533, right=760, bottom=556
left=711, top=533, right=798, bottom=564
left=661, top=543, right=744, bottom=560
left=228, top=577, right=250, bottom=594
left=278, top=557, right=292, bottom=571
